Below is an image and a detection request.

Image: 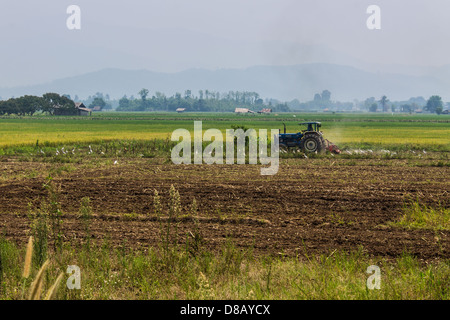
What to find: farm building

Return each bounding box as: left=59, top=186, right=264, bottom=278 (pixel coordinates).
left=92, top=106, right=102, bottom=112
left=54, top=102, right=92, bottom=116
left=235, top=108, right=255, bottom=114
left=176, top=108, right=186, bottom=113
left=258, top=108, right=272, bottom=114
left=75, top=103, right=92, bottom=116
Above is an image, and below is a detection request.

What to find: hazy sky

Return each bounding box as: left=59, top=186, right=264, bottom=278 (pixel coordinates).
left=1, top=0, right=449, bottom=87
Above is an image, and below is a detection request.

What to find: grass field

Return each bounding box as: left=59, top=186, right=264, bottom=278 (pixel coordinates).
left=1, top=236, right=449, bottom=300
left=0, top=112, right=449, bottom=151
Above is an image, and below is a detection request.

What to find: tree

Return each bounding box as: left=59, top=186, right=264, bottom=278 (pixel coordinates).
left=369, top=103, right=378, bottom=112
left=15, top=95, right=44, bottom=116
left=0, top=99, right=18, bottom=115
left=409, top=96, right=426, bottom=107
left=379, top=95, right=389, bottom=112
left=42, top=93, right=75, bottom=115
left=274, top=103, right=290, bottom=112
left=89, top=97, right=106, bottom=110
left=321, top=90, right=331, bottom=101
left=118, top=96, right=129, bottom=109
left=364, top=97, right=376, bottom=111
left=0, top=95, right=47, bottom=115
left=401, top=104, right=412, bottom=113
left=193, top=99, right=207, bottom=111
left=425, top=95, right=443, bottom=114
left=139, top=88, right=149, bottom=101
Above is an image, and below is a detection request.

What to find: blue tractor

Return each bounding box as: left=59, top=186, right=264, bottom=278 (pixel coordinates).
left=278, top=121, right=340, bottom=154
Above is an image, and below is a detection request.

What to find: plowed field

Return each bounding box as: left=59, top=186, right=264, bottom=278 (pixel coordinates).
left=0, top=158, right=449, bottom=262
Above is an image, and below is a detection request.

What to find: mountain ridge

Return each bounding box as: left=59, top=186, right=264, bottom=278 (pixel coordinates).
left=1, top=63, right=448, bottom=102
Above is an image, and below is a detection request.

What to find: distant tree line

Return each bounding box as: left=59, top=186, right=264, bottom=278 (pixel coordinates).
left=359, top=95, right=445, bottom=114
left=0, top=93, right=75, bottom=116
left=287, top=90, right=354, bottom=111
left=0, top=90, right=447, bottom=115
left=116, top=89, right=291, bottom=112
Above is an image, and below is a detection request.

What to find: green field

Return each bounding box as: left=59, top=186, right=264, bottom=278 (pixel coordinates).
left=0, top=112, right=449, bottom=151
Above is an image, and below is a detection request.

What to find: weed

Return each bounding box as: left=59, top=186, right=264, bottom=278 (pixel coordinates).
left=153, top=189, right=162, bottom=217
left=43, top=176, right=64, bottom=254
left=79, top=197, right=93, bottom=249
left=169, top=184, right=181, bottom=219
left=28, top=205, right=48, bottom=267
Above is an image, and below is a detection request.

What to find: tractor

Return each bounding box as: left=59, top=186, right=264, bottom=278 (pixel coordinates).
left=278, top=121, right=341, bottom=154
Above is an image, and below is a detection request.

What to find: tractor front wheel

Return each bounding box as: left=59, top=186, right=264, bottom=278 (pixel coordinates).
left=300, top=134, right=325, bottom=153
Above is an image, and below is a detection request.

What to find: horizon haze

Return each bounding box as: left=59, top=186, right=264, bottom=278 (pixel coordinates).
left=1, top=0, right=450, bottom=101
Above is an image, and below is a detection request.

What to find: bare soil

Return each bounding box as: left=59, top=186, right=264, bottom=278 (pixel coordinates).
left=0, top=158, right=449, bottom=262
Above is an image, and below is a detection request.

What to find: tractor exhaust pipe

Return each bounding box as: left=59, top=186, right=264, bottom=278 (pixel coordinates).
left=283, top=123, right=286, bottom=134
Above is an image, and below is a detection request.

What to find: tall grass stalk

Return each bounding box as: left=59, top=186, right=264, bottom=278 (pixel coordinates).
left=27, top=259, right=50, bottom=300
left=22, top=236, right=33, bottom=278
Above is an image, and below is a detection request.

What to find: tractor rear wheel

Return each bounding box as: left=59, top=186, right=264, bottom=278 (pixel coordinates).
left=300, top=134, right=325, bottom=153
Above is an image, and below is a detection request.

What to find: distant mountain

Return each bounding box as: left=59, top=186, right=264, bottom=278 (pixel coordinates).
left=0, top=63, right=448, bottom=102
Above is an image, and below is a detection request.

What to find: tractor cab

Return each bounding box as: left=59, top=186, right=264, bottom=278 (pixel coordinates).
left=300, top=122, right=322, bottom=133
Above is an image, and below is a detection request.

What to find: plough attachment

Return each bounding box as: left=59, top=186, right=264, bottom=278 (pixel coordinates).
left=325, top=139, right=341, bottom=154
